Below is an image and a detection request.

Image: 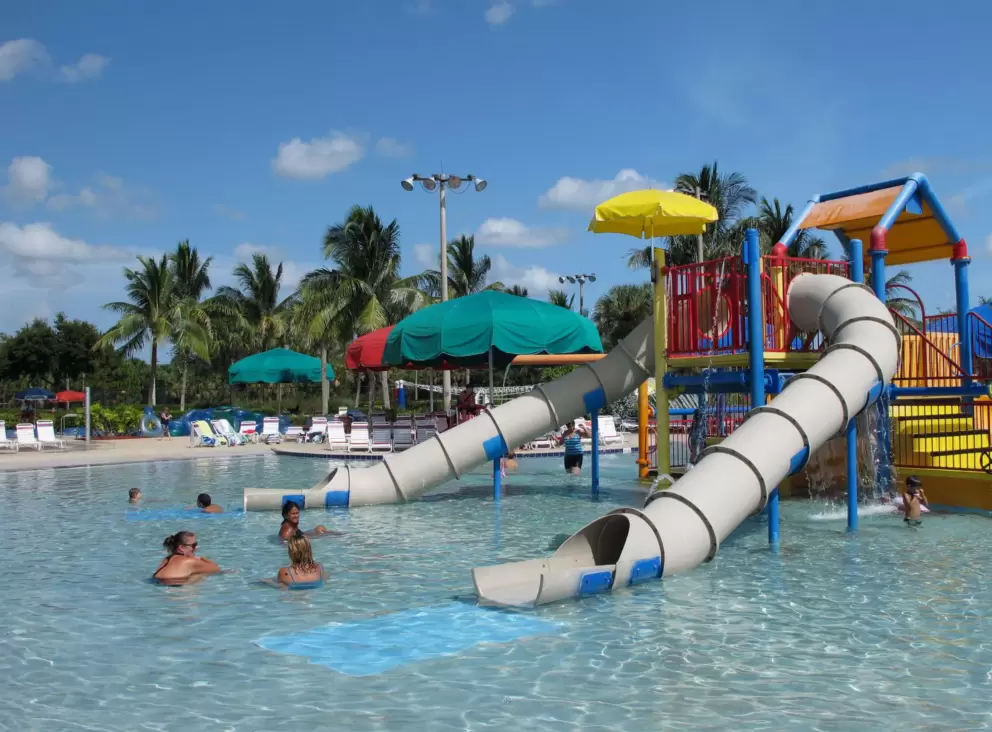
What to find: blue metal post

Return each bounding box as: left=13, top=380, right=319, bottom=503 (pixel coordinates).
left=744, top=228, right=773, bottom=543
left=493, top=458, right=502, bottom=503
left=846, top=418, right=858, bottom=531
left=954, top=257, right=972, bottom=376
left=591, top=409, right=600, bottom=498
left=847, top=239, right=864, bottom=531
left=869, top=241, right=894, bottom=491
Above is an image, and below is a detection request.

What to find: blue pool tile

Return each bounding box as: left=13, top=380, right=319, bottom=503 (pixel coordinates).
left=125, top=508, right=245, bottom=522
left=255, top=602, right=563, bottom=676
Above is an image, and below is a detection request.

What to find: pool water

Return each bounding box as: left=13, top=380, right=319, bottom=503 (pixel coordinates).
left=1, top=454, right=990, bottom=731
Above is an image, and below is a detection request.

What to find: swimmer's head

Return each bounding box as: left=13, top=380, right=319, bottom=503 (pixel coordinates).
left=163, top=530, right=197, bottom=556
left=128, top=488, right=141, bottom=503
left=566, top=421, right=575, bottom=431
left=906, top=476, right=922, bottom=495
left=287, top=534, right=315, bottom=567
left=196, top=493, right=211, bottom=508
left=282, top=500, right=301, bottom=522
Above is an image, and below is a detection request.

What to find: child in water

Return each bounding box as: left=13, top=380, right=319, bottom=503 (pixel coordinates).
left=902, top=475, right=929, bottom=527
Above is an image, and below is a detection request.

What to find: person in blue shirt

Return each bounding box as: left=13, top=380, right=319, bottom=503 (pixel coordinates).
left=560, top=421, right=590, bottom=474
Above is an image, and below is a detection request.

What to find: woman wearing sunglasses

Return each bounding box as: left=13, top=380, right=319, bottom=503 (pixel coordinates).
left=153, top=530, right=222, bottom=585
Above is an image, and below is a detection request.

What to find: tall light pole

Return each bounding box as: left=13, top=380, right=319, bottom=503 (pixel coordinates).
left=402, top=173, right=487, bottom=412
left=559, top=273, right=596, bottom=316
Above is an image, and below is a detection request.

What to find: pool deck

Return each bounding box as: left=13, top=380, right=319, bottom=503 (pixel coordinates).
left=0, top=432, right=639, bottom=472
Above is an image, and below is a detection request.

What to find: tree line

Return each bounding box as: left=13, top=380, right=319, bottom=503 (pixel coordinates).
left=1, top=162, right=918, bottom=414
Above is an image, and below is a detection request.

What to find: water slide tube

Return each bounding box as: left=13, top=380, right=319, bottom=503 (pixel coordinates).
left=243, top=313, right=653, bottom=511
left=471, top=274, right=900, bottom=607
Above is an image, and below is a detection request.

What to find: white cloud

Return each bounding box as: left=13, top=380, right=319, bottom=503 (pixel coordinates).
left=375, top=137, right=414, bottom=158
left=538, top=169, right=667, bottom=211
left=60, top=53, right=110, bottom=83
left=0, top=221, right=132, bottom=290
left=3, top=156, right=53, bottom=204
left=475, top=217, right=570, bottom=248
left=490, top=254, right=560, bottom=292
left=47, top=173, right=158, bottom=219
left=212, top=203, right=247, bottom=221
left=413, top=242, right=436, bottom=268
left=233, top=242, right=281, bottom=260
left=486, top=2, right=515, bottom=25
left=272, top=132, right=365, bottom=180
left=0, top=39, right=49, bottom=82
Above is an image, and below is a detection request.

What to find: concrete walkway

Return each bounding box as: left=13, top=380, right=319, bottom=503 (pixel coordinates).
left=0, top=437, right=275, bottom=472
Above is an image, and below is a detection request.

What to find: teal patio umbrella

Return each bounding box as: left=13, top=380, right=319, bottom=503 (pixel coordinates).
left=229, top=348, right=334, bottom=413
left=383, top=290, right=603, bottom=407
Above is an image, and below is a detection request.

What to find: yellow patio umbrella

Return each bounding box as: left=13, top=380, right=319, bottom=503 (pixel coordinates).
left=587, top=189, right=719, bottom=238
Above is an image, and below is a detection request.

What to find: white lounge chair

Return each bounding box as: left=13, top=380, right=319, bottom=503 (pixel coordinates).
left=348, top=422, right=370, bottom=452
left=529, top=433, right=554, bottom=450
left=189, top=420, right=220, bottom=447
left=307, top=416, right=328, bottom=443
left=370, top=423, right=393, bottom=452
left=285, top=426, right=304, bottom=442
left=239, top=420, right=258, bottom=443
left=261, top=417, right=282, bottom=444
left=597, top=415, right=624, bottom=445
left=36, top=420, right=66, bottom=449
left=0, top=421, right=17, bottom=452
left=326, top=420, right=349, bottom=451
left=212, top=419, right=246, bottom=445
left=392, top=422, right=414, bottom=450
left=16, top=424, right=41, bottom=451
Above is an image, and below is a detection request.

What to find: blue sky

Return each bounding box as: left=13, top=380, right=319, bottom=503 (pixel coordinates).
left=2, top=0, right=992, bottom=338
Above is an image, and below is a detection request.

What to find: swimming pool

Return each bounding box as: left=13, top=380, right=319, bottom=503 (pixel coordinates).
left=0, top=454, right=989, bottom=730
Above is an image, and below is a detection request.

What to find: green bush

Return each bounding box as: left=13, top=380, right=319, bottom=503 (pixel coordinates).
left=89, top=403, right=145, bottom=435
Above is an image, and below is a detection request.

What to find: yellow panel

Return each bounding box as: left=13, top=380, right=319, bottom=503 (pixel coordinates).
left=802, top=187, right=902, bottom=230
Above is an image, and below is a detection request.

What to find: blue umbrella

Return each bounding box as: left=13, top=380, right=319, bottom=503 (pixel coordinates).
left=15, top=387, right=55, bottom=402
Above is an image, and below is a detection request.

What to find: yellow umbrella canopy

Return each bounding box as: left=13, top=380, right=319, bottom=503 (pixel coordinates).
left=587, top=189, right=719, bottom=239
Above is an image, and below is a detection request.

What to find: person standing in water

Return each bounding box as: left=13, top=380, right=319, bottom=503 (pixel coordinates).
left=277, top=534, right=327, bottom=590
left=152, top=531, right=221, bottom=585
left=279, top=500, right=334, bottom=541
left=129, top=488, right=142, bottom=504
left=902, top=475, right=929, bottom=527
left=197, top=493, right=223, bottom=513
left=560, top=421, right=588, bottom=474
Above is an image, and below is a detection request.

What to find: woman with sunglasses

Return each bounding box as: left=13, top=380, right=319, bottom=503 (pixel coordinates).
left=152, top=530, right=222, bottom=585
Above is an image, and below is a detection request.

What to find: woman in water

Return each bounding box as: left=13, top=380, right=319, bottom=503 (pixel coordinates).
left=278, top=500, right=334, bottom=541
left=152, top=531, right=221, bottom=585
left=276, top=534, right=327, bottom=590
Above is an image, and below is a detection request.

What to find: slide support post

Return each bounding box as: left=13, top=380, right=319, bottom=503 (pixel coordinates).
left=744, top=229, right=774, bottom=544
left=591, top=408, right=600, bottom=497
left=653, top=248, right=671, bottom=482
left=869, top=233, right=894, bottom=491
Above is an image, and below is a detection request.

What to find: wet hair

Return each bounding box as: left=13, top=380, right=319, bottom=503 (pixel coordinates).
left=128, top=488, right=141, bottom=500
left=906, top=476, right=922, bottom=488
left=287, top=534, right=318, bottom=572
left=566, top=421, right=575, bottom=430
left=163, top=530, right=195, bottom=554
left=196, top=493, right=211, bottom=508
left=281, top=500, right=301, bottom=519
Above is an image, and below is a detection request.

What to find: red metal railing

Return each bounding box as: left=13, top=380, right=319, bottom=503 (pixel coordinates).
left=763, top=256, right=849, bottom=353
left=666, top=255, right=849, bottom=359
left=890, top=310, right=969, bottom=388
left=666, top=257, right=747, bottom=357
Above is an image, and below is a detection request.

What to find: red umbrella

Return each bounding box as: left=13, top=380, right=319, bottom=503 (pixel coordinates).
left=345, top=327, right=475, bottom=371
left=55, top=390, right=86, bottom=403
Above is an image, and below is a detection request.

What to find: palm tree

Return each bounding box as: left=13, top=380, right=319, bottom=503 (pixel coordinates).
left=883, top=269, right=920, bottom=321
left=757, top=198, right=827, bottom=259
left=421, top=235, right=503, bottom=298
left=169, top=240, right=213, bottom=411
left=627, top=162, right=757, bottom=268
left=506, top=285, right=529, bottom=297
left=320, top=205, right=430, bottom=408
left=592, top=284, right=653, bottom=349
left=295, top=269, right=347, bottom=415
left=548, top=288, right=575, bottom=310
left=98, top=254, right=209, bottom=405
left=212, top=253, right=296, bottom=352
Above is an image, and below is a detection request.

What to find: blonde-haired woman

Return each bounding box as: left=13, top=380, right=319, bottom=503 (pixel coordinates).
left=277, top=534, right=327, bottom=590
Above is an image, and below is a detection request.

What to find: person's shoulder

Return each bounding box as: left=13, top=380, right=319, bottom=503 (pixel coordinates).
left=277, top=567, right=292, bottom=582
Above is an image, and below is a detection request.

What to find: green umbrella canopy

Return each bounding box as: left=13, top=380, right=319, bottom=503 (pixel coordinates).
left=383, top=290, right=604, bottom=368
left=228, top=348, right=334, bottom=384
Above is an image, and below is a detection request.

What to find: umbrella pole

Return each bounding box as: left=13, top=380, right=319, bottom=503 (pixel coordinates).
left=429, top=370, right=434, bottom=413
left=489, top=346, right=501, bottom=503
